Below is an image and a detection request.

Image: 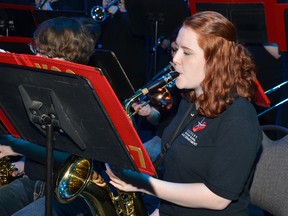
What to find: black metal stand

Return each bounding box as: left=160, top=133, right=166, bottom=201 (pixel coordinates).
left=31, top=113, right=59, bottom=216
left=153, top=20, right=159, bottom=77
left=45, top=124, right=54, bottom=216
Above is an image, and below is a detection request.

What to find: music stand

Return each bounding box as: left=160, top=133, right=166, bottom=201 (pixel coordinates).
left=194, top=2, right=268, bottom=43
left=0, top=36, right=32, bottom=54
left=125, top=0, right=189, bottom=76
left=0, top=4, right=36, bottom=37
left=0, top=52, right=155, bottom=215
left=88, top=49, right=135, bottom=102
left=125, top=0, right=188, bottom=36
left=284, top=7, right=288, bottom=50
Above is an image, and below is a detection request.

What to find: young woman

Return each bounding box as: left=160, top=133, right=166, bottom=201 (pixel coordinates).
left=106, top=11, right=263, bottom=216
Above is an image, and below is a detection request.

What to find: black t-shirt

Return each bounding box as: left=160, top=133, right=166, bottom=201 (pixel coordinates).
left=160, top=97, right=262, bottom=216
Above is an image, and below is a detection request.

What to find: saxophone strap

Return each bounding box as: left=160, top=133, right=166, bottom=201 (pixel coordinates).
left=153, top=102, right=196, bottom=169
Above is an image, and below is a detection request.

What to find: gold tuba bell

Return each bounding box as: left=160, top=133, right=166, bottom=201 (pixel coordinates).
left=55, top=156, right=147, bottom=216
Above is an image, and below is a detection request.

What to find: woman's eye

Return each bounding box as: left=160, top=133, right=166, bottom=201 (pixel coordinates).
left=172, top=46, right=178, bottom=52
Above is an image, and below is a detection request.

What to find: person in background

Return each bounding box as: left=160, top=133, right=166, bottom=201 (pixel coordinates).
left=0, top=16, right=97, bottom=216
left=105, top=11, right=263, bottom=216
left=34, top=0, right=56, bottom=10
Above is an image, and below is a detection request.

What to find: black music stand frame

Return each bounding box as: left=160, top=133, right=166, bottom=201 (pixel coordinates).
left=125, top=0, right=189, bottom=77
left=88, top=49, right=135, bottom=102
left=0, top=63, right=144, bottom=216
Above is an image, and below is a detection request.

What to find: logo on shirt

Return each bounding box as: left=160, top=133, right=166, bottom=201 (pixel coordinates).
left=181, top=117, right=206, bottom=146
left=192, top=118, right=206, bottom=132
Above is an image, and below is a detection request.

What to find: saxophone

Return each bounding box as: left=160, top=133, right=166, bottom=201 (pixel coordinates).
left=54, top=65, right=178, bottom=215
left=55, top=156, right=147, bottom=216
left=0, top=157, right=17, bottom=186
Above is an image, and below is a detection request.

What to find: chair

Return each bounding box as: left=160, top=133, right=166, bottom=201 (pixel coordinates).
left=250, top=125, right=288, bottom=216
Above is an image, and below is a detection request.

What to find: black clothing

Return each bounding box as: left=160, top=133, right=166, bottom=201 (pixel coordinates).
left=160, top=98, right=262, bottom=216
left=100, top=11, right=148, bottom=90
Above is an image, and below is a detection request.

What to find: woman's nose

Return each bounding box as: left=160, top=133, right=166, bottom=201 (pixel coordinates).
left=172, top=50, right=180, bottom=65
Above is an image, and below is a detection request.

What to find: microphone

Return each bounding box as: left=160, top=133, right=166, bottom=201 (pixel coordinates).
left=143, top=72, right=179, bottom=94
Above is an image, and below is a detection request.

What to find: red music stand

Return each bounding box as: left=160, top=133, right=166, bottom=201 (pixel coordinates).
left=0, top=52, right=155, bottom=215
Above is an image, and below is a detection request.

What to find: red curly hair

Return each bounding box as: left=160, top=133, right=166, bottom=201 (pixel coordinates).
left=183, top=11, right=257, bottom=118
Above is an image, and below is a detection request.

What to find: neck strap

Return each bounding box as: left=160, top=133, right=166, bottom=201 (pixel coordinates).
left=153, top=102, right=196, bottom=169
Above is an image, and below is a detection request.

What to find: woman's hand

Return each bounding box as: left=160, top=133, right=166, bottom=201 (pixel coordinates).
left=102, top=0, right=119, bottom=15
left=105, top=163, right=141, bottom=192
left=10, top=160, right=25, bottom=177
left=105, top=163, right=151, bottom=193
left=118, top=0, right=127, bottom=12
left=131, top=102, right=152, bottom=116
left=0, top=145, right=22, bottom=159
left=35, top=0, right=55, bottom=10
left=132, top=102, right=160, bottom=125
left=149, top=208, right=159, bottom=216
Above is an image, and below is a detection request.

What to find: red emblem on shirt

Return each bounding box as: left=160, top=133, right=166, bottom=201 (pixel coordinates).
left=192, top=119, right=206, bottom=132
